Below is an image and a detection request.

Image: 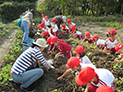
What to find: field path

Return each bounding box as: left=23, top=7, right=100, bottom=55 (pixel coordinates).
left=0, top=29, right=18, bottom=66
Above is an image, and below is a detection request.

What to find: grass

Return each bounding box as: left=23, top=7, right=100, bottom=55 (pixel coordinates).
left=0, top=27, right=23, bottom=87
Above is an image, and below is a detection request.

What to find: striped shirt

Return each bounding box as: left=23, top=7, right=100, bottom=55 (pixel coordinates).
left=11, top=46, right=50, bottom=74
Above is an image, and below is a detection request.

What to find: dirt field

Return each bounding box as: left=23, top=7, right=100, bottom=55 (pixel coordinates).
left=0, top=23, right=123, bottom=92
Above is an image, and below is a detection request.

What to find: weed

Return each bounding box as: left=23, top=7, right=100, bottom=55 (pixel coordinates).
left=54, top=89, right=62, bottom=92
left=0, top=64, right=13, bottom=85
left=90, top=43, right=94, bottom=49
left=87, top=52, right=91, bottom=56
left=0, top=29, right=23, bottom=86
left=0, top=28, right=9, bottom=36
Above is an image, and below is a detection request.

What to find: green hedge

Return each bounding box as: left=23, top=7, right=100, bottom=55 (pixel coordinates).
left=0, top=0, right=36, bottom=4
left=0, top=1, right=36, bottom=22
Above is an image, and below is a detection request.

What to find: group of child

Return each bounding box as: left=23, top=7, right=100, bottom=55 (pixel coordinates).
left=36, top=14, right=123, bottom=92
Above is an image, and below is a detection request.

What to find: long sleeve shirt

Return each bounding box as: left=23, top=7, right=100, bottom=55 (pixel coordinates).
left=11, top=46, right=50, bottom=74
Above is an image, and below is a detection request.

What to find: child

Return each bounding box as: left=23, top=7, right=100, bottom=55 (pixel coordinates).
left=67, top=19, right=76, bottom=27
left=47, top=37, right=56, bottom=54
left=81, top=32, right=93, bottom=43
left=67, top=19, right=76, bottom=32
left=42, top=14, right=45, bottom=22
left=43, top=31, right=51, bottom=40
left=51, top=18, right=58, bottom=36
left=103, top=29, right=118, bottom=54
left=96, top=85, right=114, bottom=92
left=113, top=43, right=123, bottom=63
left=57, top=57, right=96, bottom=81
left=71, top=26, right=83, bottom=41
left=91, top=35, right=105, bottom=49
left=74, top=46, right=92, bottom=64
left=51, top=36, right=72, bottom=59
left=61, top=24, right=70, bottom=33
left=75, top=67, right=115, bottom=92
left=44, top=16, right=51, bottom=27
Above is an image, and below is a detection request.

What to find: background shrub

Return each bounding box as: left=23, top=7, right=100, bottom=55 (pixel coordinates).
left=0, top=1, right=36, bottom=22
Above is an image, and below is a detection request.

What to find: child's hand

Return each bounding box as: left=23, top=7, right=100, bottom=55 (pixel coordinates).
left=57, top=76, right=63, bottom=81
left=54, top=54, right=58, bottom=59
left=47, top=51, right=51, bottom=54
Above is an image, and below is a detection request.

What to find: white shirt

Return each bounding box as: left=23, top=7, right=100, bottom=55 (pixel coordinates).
left=92, top=68, right=115, bottom=88
left=42, top=17, right=45, bottom=21
left=48, top=29, right=54, bottom=37
left=94, top=39, right=105, bottom=45
left=42, top=26, right=48, bottom=32
left=75, top=31, right=82, bottom=35
left=62, top=25, right=69, bottom=30
left=79, top=55, right=92, bottom=64
left=70, top=22, right=76, bottom=26
left=75, top=64, right=96, bottom=76
left=52, top=24, right=58, bottom=32
left=105, top=38, right=118, bottom=49
left=44, top=20, right=50, bottom=26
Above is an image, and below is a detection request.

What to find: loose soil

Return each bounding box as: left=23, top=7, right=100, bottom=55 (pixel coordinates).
left=1, top=23, right=123, bottom=92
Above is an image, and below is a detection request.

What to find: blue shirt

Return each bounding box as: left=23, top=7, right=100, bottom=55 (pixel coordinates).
left=11, top=46, right=50, bottom=74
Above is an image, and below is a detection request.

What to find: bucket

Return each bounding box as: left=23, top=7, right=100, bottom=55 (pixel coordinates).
left=23, top=39, right=34, bottom=52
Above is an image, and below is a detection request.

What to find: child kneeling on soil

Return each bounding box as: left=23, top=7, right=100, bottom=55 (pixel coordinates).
left=113, top=43, right=123, bottom=63
left=50, top=18, right=58, bottom=36
left=74, top=46, right=92, bottom=64
left=37, top=22, right=49, bottom=36
left=43, top=31, right=54, bottom=40
left=51, top=36, right=72, bottom=59
left=47, top=37, right=56, bottom=54
left=91, top=35, right=105, bottom=49
left=61, top=24, right=70, bottom=34
left=70, top=26, right=83, bottom=41
left=75, top=67, right=115, bottom=92
left=81, top=32, right=93, bottom=44
left=57, top=57, right=96, bottom=81
left=67, top=19, right=76, bottom=29
left=103, top=29, right=118, bottom=54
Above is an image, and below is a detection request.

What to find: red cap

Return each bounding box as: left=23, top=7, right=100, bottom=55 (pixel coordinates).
left=47, top=37, right=52, bottom=45
left=108, top=29, right=117, bottom=34
left=71, top=26, right=76, bottom=33
left=85, top=32, right=90, bottom=38
left=96, top=85, right=114, bottom=92
left=42, top=14, right=45, bottom=17
left=67, top=19, right=71, bottom=24
left=74, top=46, right=84, bottom=54
left=52, top=18, right=57, bottom=22
left=39, top=22, right=45, bottom=28
left=66, top=57, right=80, bottom=68
left=75, top=67, right=96, bottom=85
left=45, top=16, right=48, bottom=19
left=115, top=43, right=123, bottom=53
left=38, top=24, right=41, bottom=28
left=51, top=36, right=58, bottom=44
left=62, top=24, right=66, bottom=28
left=91, top=35, right=99, bottom=41
left=43, top=31, right=49, bottom=38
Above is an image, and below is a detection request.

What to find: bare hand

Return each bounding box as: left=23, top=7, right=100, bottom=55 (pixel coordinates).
left=57, top=76, right=63, bottom=81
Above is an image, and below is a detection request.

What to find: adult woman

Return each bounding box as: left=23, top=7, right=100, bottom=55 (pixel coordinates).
left=21, top=9, right=36, bottom=46
left=10, top=38, right=51, bottom=92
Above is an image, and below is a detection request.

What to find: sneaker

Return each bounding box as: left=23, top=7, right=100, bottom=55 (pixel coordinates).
left=21, top=42, right=29, bottom=46
left=20, top=87, right=35, bottom=92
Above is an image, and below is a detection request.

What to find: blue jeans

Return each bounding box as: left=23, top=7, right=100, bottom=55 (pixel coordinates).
left=11, top=68, right=44, bottom=88
left=21, top=21, right=29, bottom=43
